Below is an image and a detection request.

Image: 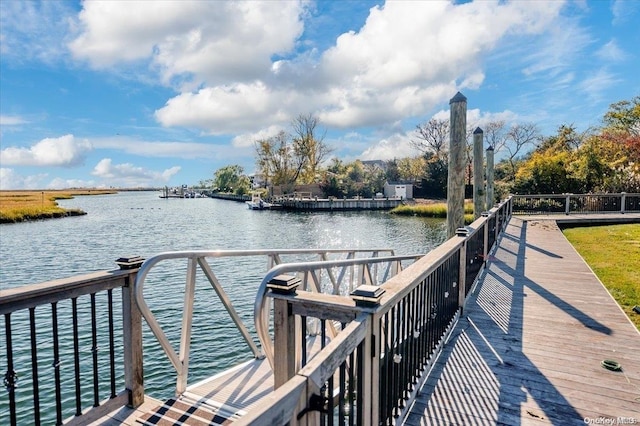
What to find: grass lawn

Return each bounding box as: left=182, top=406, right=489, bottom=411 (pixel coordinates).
left=563, top=224, right=640, bottom=330
left=0, top=189, right=116, bottom=223
left=391, top=201, right=475, bottom=224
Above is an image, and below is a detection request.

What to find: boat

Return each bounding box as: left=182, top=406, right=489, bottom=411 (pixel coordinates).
left=246, top=193, right=272, bottom=209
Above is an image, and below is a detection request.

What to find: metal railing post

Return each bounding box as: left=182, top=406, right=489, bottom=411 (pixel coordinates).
left=565, top=194, right=571, bottom=215
left=621, top=192, right=626, bottom=214
left=481, top=212, right=490, bottom=260
left=456, top=228, right=468, bottom=312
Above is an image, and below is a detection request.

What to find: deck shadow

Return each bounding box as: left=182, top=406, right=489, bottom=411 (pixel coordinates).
left=405, top=221, right=601, bottom=425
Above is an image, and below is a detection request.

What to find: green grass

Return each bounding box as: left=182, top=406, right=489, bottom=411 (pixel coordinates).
left=563, top=224, right=640, bottom=330
left=391, top=202, right=475, bottom=224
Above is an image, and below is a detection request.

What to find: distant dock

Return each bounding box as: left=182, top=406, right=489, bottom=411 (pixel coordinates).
left=206, top=191, right=405, bottom=211
left=278, top=196, right=404, bottom=211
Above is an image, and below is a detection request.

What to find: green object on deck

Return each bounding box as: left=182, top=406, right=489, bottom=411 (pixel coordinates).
left=601, top=359, right=622, bottom=371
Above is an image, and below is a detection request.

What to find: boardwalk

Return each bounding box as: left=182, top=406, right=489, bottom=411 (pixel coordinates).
left=405, top=218, right=640, bottom=425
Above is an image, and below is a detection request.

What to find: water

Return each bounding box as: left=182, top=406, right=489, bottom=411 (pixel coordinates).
left=0, top=191, right=446, bottom=424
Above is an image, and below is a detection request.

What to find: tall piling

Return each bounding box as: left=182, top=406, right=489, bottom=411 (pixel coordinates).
left=486, top=145, right=495, bottom=209
left=447, top=92, right=467, bottom=239
left=473, top=127, right=484, bottom=218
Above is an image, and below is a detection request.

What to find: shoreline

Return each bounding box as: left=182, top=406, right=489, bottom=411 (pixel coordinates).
left=0, top=189, right=117, bottom=224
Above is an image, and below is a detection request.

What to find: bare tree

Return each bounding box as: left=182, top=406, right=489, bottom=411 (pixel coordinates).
left=483, top=120, right=508, bottom=153
left=291, top=113, right=332, bottom=184
left=255, top=131, right=296, bottom=186
left=504, top=123, right=540, bottom=177
left=412, top=118, right=449, bottom=160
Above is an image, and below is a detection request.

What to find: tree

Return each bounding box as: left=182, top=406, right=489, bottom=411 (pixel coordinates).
left=213, top=165, right=250, bottom=194
left=412, top=118, right=449, bottom=160
left=483, top=120, right=508, bottom=152
left=503, top=123, right=540, bottom=178
left=513, top=150, right=579, bottom=194
left=603, top=96, right=640, bottom=137
left=255, top=131, right=296, bottom=186
left=384, top=159, right=401, bottom=182
left=537, top=124, right=585, bottom=152
left=255, top=114, right=332, bottom=188
left=291, top=114, right=332, bottom=184
left=397, top=156, right=426, bottom=182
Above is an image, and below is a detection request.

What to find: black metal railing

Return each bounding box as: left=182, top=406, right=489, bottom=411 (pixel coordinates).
left=512, top=193, right=640, bottom=215
left=299, top=320, right=365, bottom=426
left=464, top=226, right=485, bottom=297
left=1, top=268, right=140, bottom=425
left=378, top=251, right=459, bottom=425
left=239, top=197, right=514, bottom=426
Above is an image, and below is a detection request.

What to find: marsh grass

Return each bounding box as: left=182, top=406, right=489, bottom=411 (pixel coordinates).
left=563, top=224, right=640, bottom=330
left=0, top=190, right=115, bottom=223
left=391, top=202, right=475, bottom=224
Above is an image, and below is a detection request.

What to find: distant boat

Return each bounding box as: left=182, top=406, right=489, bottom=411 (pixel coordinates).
left=246, top=193, right=272, bottom=210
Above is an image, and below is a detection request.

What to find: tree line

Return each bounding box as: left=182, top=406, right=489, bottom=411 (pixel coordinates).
left=202, top=96, right=639, bottom=200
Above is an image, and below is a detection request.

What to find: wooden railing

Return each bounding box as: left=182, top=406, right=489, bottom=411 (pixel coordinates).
left=511, top=193, right=640, bottom=215
left=0, top=261, right=144, bottom=426
left=239, top=197, right=513, bottom=425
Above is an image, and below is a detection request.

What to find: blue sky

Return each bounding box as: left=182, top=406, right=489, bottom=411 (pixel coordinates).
left=1, top=0, right=638, bottom=189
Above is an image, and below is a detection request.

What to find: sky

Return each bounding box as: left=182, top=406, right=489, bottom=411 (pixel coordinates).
left=0, top=0, right=639, bottom=190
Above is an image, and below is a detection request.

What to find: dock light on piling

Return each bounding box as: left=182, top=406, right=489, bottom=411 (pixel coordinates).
left=115, top=256, right=144, bottom=270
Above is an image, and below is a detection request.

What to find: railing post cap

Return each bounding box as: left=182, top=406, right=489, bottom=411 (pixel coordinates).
left=266, top=274, right=301, bottom=294
left=351, top=285, right=385, bottom=307
left=116, top=256, right=144, bottom=270
left=455, top=226, right=471, bottom=237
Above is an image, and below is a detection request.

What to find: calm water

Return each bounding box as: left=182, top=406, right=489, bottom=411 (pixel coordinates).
left=0, top=191, right=446, bottom=424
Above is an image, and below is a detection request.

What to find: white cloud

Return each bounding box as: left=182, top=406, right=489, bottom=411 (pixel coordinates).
left=231, top=125, right=286, bottom=148
left=47, top=177, right=98, bottom=190
left=612, top=0, right=640, bottom=25
left=0, top=115, right=28, bottom=126
left=90, top=136, right=222, bottom=159
left=579, top=68, right=620, bottom=102
left=0, top=135, right=92, bottom=167
left=69, top=1, right=305, bottom=87
left=155, top=83, right=294, bottom=133
left=0, top=1, right=75, bottom=64
left=360, top=133, right=415, bottom=161
left=91, top=158, right=181, bottom=187
left=595, top=39, right=628, bottom=62
left=521, top=19, right=591, bottom=79
left=0, top=168, right=47, bottom=190
left=166, top=0, right=562, bottom=132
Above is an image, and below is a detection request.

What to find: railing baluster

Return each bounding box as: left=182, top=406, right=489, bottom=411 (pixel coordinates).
left=301, top=317, right=307, bottom=367
left=339, top=357, right=346, bottom=425
left=327, top=370, right=334, bottom=426
left=90, top=292, right=99, bottom=407
left=72, top=297, right=82, bottom=416
left=29, top=307, right=41, bottom=425
left=4, top=313, right=17, bottom=426
left=51, top=302, right=63, bottom=426
left=108, top=289, right=116, bottom=398
left=347, top=348, right=354, bottom=426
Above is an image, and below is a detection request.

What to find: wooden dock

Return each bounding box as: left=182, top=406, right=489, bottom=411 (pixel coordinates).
left=85, top=214, right=640, bottom=425
left=404, top=217, right=640, bottom=425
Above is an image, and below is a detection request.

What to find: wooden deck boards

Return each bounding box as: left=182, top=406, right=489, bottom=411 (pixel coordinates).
left=404, top=218, right=640, bottom=426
